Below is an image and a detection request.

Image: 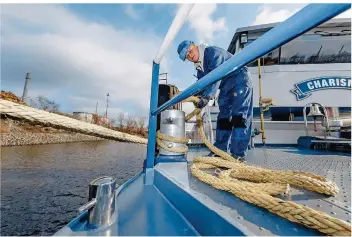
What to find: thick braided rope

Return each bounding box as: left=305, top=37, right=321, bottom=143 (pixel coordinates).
left=156, top=137, right=188, bottom=153
left=157, top=95, right=350, bottom=235
left=194, top=157, right=338, bottom=196
left=0, top=99, right=147, bottom=145
left=191, top=163, right=351, bottom=236
left=216, top=168, right=290, bottom=195
left=194, top=110, right=339, bottom=195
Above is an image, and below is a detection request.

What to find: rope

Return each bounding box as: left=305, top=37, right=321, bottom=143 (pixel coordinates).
left=156, top=95, right=351, bottom=236
left=0, top=99, right=147, bottom=145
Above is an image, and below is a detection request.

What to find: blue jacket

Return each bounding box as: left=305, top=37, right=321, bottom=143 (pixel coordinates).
left=196, top=46, right=250, bottom=98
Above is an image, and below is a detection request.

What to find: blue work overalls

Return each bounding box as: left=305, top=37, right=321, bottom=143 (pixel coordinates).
left=196, top=46, right=253, bottom=157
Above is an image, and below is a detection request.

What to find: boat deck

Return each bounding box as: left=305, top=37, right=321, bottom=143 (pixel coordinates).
left=158, top=146, right=351, bottom=235
left=55, top=146, right=351, bottom=236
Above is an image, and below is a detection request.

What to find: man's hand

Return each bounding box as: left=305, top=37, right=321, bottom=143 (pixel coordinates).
left=196, top=96, right=211, bottom=109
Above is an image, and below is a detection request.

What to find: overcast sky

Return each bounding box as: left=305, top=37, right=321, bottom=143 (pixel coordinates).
left=1, top=3, right=350, bottom=121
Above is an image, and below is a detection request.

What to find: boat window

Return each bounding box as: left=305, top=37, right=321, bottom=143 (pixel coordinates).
left=253, top=107, right=272, bottom=120
left=243, top=39, right=280, bottom=67
left=338, top=107, right=351, bottom=118
left=254, top=107, right=316, bottom=121
left=280, top=34, right=351, bottom=64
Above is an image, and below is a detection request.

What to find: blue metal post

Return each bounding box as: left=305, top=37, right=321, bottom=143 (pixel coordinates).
left=151, top=3, right=350, bottom=116
left=145, top=61, right=160, bottom=170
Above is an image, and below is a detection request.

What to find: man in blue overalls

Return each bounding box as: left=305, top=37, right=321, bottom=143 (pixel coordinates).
left=177, top=40, right=253, bottom=161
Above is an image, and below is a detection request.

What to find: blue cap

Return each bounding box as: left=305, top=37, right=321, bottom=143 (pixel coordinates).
left=177, top=40, right=194, bottom=61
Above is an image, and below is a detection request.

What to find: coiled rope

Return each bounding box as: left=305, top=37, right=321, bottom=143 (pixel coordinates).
left=156, top=95, right=351, bottom=236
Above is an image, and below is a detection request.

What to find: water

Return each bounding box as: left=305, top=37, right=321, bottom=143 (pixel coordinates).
left=1, top=141, right=146, bottom=236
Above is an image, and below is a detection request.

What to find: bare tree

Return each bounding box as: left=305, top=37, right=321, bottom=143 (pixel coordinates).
left=132, top=118, right=138, bottom=128
left=36, top=96, right=60, bottom=112
left=29, top=97, right=38, bottom=108
left=118, top=113, right=124, bottom=127
left=110, top=118, right=117, bottom=127
left=137, top=117, right=145, bottom=129
left=126, top=117, right=134, bottom=128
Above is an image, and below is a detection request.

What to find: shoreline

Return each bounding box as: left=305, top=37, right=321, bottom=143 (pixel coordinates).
left=1, top=118, right=105, bottom=147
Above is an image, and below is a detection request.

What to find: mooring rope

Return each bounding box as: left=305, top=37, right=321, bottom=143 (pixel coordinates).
left=156, top=95, right=351, bottom=236
left=0, top=99, right=148, bottom=145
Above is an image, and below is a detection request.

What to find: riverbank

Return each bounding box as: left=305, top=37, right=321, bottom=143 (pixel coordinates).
left=0, top=118, right=105, bottom=146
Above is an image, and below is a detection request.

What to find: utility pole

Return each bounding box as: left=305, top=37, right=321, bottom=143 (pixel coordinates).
left=105, top=93, right=109, bottom=118
left=95, top=101, right=98, bottom=114
left=22, top=72, right=31, bottom=103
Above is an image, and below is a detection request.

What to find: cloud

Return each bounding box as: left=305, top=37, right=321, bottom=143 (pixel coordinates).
left=252, top=5, right=351, bottom=26
left=124, top=4, right=140, bottom=20
left=252, top=5, right=301, bottom=25
left=187, top=4, right=227, bottom=43
left=1, top=4, right=166, bottom=119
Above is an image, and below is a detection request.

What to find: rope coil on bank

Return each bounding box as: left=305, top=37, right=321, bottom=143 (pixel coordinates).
left=156, top=95, right=351, bottom=236
left=0, top=99, right=148, bottom=145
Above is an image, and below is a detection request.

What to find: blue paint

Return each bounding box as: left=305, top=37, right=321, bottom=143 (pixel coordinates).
left=254, top=143, right=297, bottom=148
left=297, top=136, right=314, bottom=149
left=291, top=76, right=351, bottom=100
left=145, top=62, right=160, bottom=170
left=152, top=4, right=350, bottom=116
left=61, top=210, right=88, bottom=233
left=116, top=171, right=144, bottom=194
left=155, top=155, right=187, bottom=164
left=117, top=173, right=199, bottom=236
left=154, top=168, right=255, bottom=236
left=144, top=168, right=154, bottom=185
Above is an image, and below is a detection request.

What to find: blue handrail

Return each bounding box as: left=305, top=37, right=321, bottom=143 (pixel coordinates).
left=151, top=3, right=350, bottom=116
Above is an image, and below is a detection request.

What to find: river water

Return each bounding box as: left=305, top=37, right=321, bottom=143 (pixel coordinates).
left=1, top=141, right=146, bottom=236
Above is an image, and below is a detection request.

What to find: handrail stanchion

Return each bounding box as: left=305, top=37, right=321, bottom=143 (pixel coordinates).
left=144, top=4, right=194, bottom=184
left=145, top=62, right=160, bottom=174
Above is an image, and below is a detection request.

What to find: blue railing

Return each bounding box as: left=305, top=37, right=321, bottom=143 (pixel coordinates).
left=144, top=3, right=350, bottom=173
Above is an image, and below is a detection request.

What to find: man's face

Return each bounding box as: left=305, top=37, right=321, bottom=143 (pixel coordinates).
left=186, top=44, right=199, bottom=63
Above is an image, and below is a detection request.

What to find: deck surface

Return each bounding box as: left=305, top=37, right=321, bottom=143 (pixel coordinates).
left=117, top=173, right=199, bottom=236
left=184, top=146, right=351, bottom=235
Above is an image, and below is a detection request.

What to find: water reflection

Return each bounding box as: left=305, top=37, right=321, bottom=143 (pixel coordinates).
left=1, top=141, right=146, bottom=236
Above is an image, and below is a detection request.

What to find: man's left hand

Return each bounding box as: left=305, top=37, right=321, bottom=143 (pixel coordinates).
left=196, top=96, right=211, bottom=109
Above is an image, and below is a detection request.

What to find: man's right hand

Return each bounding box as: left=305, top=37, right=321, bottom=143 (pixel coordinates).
left=196, top=96, right=211, bottom=109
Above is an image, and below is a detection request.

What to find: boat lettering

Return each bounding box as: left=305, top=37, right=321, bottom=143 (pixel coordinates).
left=291, top=77, right=351, bottom=100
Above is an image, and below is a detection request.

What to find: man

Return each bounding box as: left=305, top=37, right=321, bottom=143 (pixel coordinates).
left=177, top=40, right=253, bottom=160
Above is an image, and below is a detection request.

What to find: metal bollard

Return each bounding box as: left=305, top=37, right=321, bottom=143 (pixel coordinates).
left=78, top=176, right=116, bottom=228
left=159, top=110, right=186, bottom=156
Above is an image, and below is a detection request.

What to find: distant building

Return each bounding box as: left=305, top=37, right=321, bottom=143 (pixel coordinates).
left=72, top=112, right=93, bottom=123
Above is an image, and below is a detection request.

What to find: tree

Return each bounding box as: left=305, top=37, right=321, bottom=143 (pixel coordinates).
left=137, top=117, right=145, bottom=129
left=110, top=118, right=117, bottom=127
left=118, top=113, right=124, bottom=127
left=137, top=117, right=146, bottom=134
left=36, top=96, right=60, bottom=112
left=126, top=117, right=134, bottom=128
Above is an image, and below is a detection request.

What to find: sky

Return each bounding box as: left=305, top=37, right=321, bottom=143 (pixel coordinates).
left=1, top=3, right=351, bottom=123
